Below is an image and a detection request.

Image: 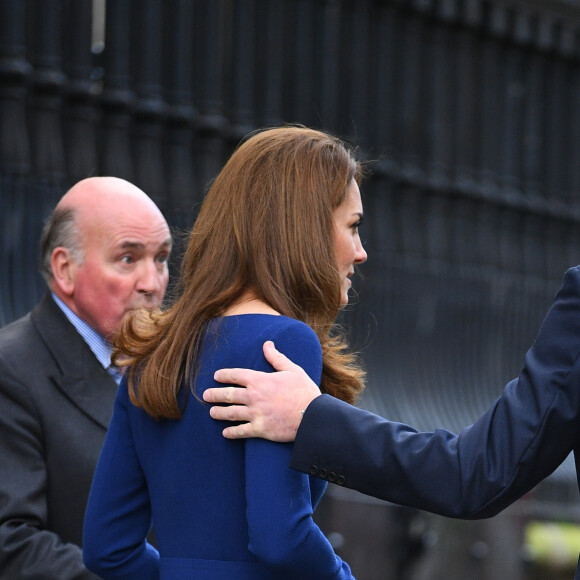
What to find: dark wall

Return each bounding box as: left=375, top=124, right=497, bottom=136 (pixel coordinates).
left=2, top=0, right=580, bottom=577
left=2, top=0, right=580, bottom=312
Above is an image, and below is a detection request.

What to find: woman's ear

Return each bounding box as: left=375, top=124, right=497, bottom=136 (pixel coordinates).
left=50, top=247, right=76, bottom=297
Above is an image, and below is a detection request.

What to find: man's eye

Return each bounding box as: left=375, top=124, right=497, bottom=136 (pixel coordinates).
left=121, top=255, right=134, bottom=264
left=157, top=254, right=168, bottom=264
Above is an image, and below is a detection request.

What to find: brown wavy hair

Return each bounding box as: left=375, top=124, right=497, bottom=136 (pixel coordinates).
left=114, top=126, right=366, bottom=419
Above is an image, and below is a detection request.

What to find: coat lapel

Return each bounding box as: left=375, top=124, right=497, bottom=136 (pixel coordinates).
left=56, top=370, right=117, bottom=430
left=31, top=294, right=117, bottom=430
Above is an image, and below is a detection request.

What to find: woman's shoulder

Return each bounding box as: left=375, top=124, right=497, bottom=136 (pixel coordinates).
left=215, top=314, right=320, bottom=353
left=256, top=314, right=317, bottom=340
left=264, top=316, right=322, bottom=363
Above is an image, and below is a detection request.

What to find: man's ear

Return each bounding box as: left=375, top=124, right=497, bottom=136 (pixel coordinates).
left=50, top=247, right=76, bottom=297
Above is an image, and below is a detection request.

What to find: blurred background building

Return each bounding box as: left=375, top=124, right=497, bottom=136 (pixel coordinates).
left=2, top=0, right=580, bottom=578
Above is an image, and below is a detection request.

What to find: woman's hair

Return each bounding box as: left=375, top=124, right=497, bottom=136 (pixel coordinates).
left=114, top=125, right=365, bottom=419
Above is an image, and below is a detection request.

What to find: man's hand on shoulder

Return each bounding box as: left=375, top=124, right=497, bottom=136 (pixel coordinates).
left=203, top=341, right=321, bottom=442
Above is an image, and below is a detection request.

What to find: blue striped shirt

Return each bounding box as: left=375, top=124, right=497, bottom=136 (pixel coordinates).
left=51, top=293, right=122, bottom=383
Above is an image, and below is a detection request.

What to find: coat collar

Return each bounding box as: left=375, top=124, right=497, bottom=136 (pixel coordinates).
left=30, top=293, right=117, bottom=430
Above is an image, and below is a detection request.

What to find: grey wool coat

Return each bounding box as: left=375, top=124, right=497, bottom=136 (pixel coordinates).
left=0, top=293, right=117, bottom=579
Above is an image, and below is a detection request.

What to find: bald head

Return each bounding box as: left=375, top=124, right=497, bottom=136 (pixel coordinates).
left=41, top=177, right=172, bottom=340
left=41, top=177, right=165, bottom=283
left=57, top=176, right=162, bottom=226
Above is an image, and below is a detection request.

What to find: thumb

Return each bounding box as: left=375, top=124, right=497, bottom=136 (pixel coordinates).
left=263, top=341, right=301, bottom=372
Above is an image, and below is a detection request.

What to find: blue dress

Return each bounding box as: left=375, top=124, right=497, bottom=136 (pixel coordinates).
left=83, top=314, right=355, bottom=579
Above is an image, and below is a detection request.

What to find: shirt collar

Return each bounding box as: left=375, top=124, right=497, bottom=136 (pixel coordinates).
left=51, top=292, right=112, bottom=371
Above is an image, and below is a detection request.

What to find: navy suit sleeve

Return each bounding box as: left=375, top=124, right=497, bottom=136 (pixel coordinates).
left=245, top=323, right=355, bottom=578
left=291, top=266, right=580, bottom=518
left=83, top=383, right=159, bottom=578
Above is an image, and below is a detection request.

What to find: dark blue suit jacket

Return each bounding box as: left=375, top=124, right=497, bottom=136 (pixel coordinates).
left=292, top=265, right=580, bottom=577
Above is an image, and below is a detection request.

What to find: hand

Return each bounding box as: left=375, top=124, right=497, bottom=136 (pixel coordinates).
left=203, top=341, right=321, bottom=441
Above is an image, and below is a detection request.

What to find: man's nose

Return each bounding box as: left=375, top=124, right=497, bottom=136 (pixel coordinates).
left=137, top=260, right=163, bottom=295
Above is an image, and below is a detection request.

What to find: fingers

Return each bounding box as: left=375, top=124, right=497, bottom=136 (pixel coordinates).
left=203, top=385, right=248, bottom=405
left=262, top=341, right=300, bottom=372
left=208, top=402, right=251, bottom=423
left=212, top=368, right=256, bottom=386
left=221, top=423, right=256, bottom=439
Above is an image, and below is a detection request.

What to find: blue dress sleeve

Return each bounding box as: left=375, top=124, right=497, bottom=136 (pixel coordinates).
left=83, top=382, right=159, bottom=579
left=245, top=322, right=355, bottom=579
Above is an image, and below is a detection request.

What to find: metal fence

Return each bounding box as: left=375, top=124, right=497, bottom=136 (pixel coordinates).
left=2, top=0, right=580, bottom=577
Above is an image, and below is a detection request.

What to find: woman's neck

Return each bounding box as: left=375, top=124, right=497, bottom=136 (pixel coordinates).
left=221, top=292, right=280, bottom=316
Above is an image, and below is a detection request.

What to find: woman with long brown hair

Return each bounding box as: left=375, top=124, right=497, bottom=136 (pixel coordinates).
left=83, top=126, right=367, bottom=579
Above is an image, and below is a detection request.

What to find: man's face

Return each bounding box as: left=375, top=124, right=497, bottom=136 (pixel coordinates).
left=69, top=201, right=171, bottom=341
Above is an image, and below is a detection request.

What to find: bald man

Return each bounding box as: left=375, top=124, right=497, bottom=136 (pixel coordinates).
left=0, top=177, right=172, bottom=579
